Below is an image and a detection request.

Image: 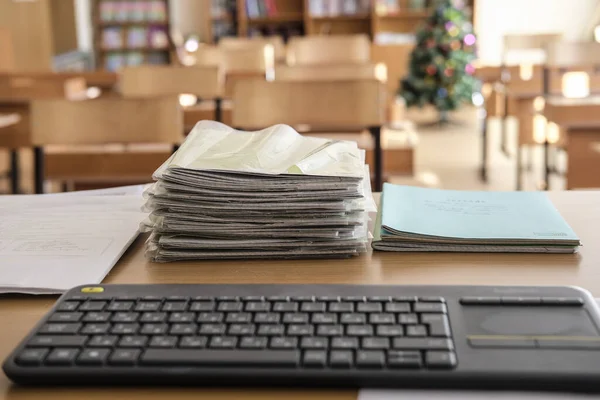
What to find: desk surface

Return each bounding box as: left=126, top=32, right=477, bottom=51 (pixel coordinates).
left=1, top=190, right=600, bottom=400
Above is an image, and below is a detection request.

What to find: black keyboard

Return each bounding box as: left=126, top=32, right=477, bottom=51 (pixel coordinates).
left=4, top=284, right=600, bottom=392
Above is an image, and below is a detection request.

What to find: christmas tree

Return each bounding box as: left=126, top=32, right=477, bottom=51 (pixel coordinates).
left=399, top=0, right=478, bottom=120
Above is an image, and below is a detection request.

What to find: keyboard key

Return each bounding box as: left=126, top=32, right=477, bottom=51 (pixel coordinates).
left=192, top=296, right=213, bottom=301
left=254, top=313, right=280, bottom=324
left=346, top=325, right=374, bottom=336
left=385, top=303, right=411, bottom=313
left=300, top=337, right=328, bottom=349
left=217, top=296, right=238, bottom=301
left=425, top=351, right=457, bottom=368
left=418, top=297, right=445, bottom=303
left=340, top=313, right=367, bottom=324
left=342, top=296, right=365, bottom=302
left=245, top=302, right=270, bottom=312
left=141, top=349, right=300, bottom=367
left=107, top=301, right=134, bottom=312
left=46, top=348, right=79, bottom=365
left=111, top=312, right=139, bottom=323
left=317, top=296, right=339, bottom=302
left=149, top=336, right=178, bottom=348
left=162, top=302, right=187, bottom=312
left=414, top=303, right=447, bottom=313
left=88, top=335, right=118, bottom=347
left=393, top=338, right=454, bottom=350
left=135, top=302, right=161, bottom=312
left=118, top=336, right=148, bottom=348
left=28, top=335, right=88, bottom=348
left=109, top=349, right=141, bottom=365
left=460, top=296, right=502, bottom=305
left=77, top=348, right=111, bottom=366
left=179, top=336, right=208, bottom=348
left=82, top=312, right=111, bottom=323
left=274, top=302, right=298, bottom=312
left=394, top=296, right=417, bottom=302
left=287, top=324, right=314, bottom=336
left=217, top=302, right=243, bottom=312
left=369, top=314, right=395, bottom=324
left=80, top=301, right=107, bottom=312
left=198, top=324, right=227, bottom=335
left=388, top=350, right=422, bottom=368
left=316, top=325, right=343, bottom=336
left=291, top=296, right=314, bottom=302
left=421, top=314, right=451, bottom=337
left=331, top=337, right=359, bottom=349
left=170, top=324, right=197, bottom=335
left=49, top=312, right=83, bottom=322
left=356, top=350, right=385, bottom=368
left=541, top=297, right=584, bottom=306
left=197, top=312, right=224, bottom=323
left=267, top=296, right=288, bottom=302
left=169, top=313, right=195, bottom=323
left=303, top=350, right=327, bottom=367
left=357, top=303, right=382, bottom=313
left=406, top=325, right=428, bottom=337
left=57, top=301, right=80, bottom=311
left=376, top=325, right=404, bottom=337
left=226, top=312, right=252, bottom=323
left=140, top=323, right=168, bottom=335
left=39, top=323, right=81, bottom=335
left=368, top=296, right=392, bottom=302
left=228, top=324, right=256, bottom=335
left=111, top=323, right=139, bottom=335
left=209, top=336, right=238, bottom=349
left=241, top=296, right=264, bottom=301
left=166, top=296, right=188, bottom=301
left=189, top=302, right=215, bottom=312
left=239, top=336, right=268, bottom=349
left=16, top=348, right=49, bottom=366
left=140, top=312, right=167, bottom=323
left=257, top=324, right=285, bottom=336
left=311, top=313, right=337, bottom=324
left=398, top=313, right=419, bottom=325
left=330, top=350, right=353, bottom=368
left=301, top=302, right=326, bottom=312
left=362, top=337, right=390, bottom=349
left=329, top=302, right=353, bottom=312
left=283, top=313, right=309, bottom=324
left=270, top=337, right=298, bottom=349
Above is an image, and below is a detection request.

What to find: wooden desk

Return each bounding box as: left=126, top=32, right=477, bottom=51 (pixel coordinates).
left=1, top=190, right=599, bottom=399
left=0, top=113, right=19, bottom=129
left=544, top=96, right=600, bottom=189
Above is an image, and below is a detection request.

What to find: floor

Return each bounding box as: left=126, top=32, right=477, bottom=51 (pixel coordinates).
left=0, top=106, right=568, bottom=194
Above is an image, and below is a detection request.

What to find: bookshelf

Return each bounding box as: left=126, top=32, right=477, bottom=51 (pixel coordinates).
left=238, top=0, right=305, bottom=39
left=92, top=0, right=172, bottom=71
left=207, top=0, right=238, bottom=43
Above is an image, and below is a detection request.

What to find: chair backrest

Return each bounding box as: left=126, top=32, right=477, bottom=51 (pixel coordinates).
left=194, top=45, right=222, bottom=67
left=119, top=65, right=221, bottom=98
left=30, top=97, right=183, bottom=145
left=219, top=36, right=285, bottom=63
left=0, top=74, right=87, bottom=102
left=274, top=64, right=378, bottom=81
left=0, top=27, right=15, bottom=72
left=286, top=34, right=371, bottom=66
left=545, top=42, right=600, bottom=95
left=232, top=79, right=385, bottom=129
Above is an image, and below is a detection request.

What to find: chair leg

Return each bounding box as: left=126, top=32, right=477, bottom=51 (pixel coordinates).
left=9, top=149, right=19, bottom=194
left=369, top=126, right=383, bottom=192
left=34, top=147, right=44, bottom=194
left=544, top=139, right=551, bottom=191
left=214, top=97, right=222, bottom=123
left=480, top=109, right=488, bottom=182
left=516, top=145, right=522, bottom=191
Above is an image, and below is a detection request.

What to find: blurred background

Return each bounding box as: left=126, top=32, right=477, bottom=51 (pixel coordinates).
left=1, top=0, right=599, bottom=194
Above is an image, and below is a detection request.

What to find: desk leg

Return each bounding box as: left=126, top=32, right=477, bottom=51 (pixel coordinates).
left=544, top=139, right=550, bottom=190
left=34, top=147, right=44, bottom=194
left=480, top=108, right=488, bottom=182
left=369, top=126, right=383, bottom=192
left=9, top=149, right=19, bottom=194
left=215, top=98, right=222, bottom=123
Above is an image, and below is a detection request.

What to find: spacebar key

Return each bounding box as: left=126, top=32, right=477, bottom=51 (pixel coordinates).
left=141, top=349, right=300, bottom=367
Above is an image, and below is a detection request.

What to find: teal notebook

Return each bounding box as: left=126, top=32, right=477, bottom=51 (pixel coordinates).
left=372, top=184, right=581, bottom=253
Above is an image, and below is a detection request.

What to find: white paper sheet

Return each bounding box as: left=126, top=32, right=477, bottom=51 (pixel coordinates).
left=0, top=189, right=147, bottom=294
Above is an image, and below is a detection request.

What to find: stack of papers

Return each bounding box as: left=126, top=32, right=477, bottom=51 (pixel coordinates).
left=372, top=184, right=581, bottom=254
left=0, top=185, right=148, bottom=294
left=143, top=121, right=376, bottom=261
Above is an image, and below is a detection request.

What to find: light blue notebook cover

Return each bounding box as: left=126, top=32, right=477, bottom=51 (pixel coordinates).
left=380, top=184, right=580, bottom=245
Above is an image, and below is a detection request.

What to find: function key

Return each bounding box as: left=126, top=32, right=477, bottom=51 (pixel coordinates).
left=46, top=348, right=80, bottom=365
left=394, top=296, right=417, bottom=302
left=67, top=295, right=88, bottom=301
left=541, top=297, right=584, bottom=306
left=193, top=296, right=214, bottom=301
left=57, top=301, right=81, bottom=312
left=342, top=296, right=365, bottom=302
left=418, top=296, right=446, bottom=303
left=273, top=302, right=298, bottom=312
left=291, top=296, right=314, bottom=302
left=166, top=296, right=188, bottom=301
left=242, top=296, right=264, bottom=301
left=368, top=296, right=391, bottom=302
left=79, top=301, right=108, bottom=312
left=88, top=296, right=113, bottom=301
left=217, top=302, right=243, bottom=312
left=217, top=296, right=238, bottom=301
left=267, top=296, right=289, bottom=301
left=162, top=302, right=187, bottom=312
left=414, top=303, right=447, bottom=314
left=357, top=303, right=383, bottom=313
left=245, top=302, right=271, bottom=312
left=142, top=296, right=162, bottom=301
left=317, top=296, right=340, bottom=302
left=301, top=302, right=326, bottom=312
left=459, top=296, right=502, bottom=305
left=135, top=302, right=161, bottom=312
left=329, top=302, right=354, bottom=313
left=385, top=303, right=411, bottom=313
left=108, top=301, right=135, bottom=312
left=114, top=296, right=138, bottom=301
left=16, top=348, right=49, bottom=366
left=189, top=301, right=215, bottom=312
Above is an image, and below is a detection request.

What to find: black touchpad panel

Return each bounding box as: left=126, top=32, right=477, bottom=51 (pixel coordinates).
left=463, top=307, right=599, bottom=337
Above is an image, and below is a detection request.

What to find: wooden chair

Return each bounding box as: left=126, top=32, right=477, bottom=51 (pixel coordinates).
left=29, top=96, right=183, bottom=193
left=218, top=36, right=285, bottom=63
left=286, top=34, right=370, bottom=66
left=274, top=64, right=378, bottom=81
left=232, top=79, right=386, bottom=190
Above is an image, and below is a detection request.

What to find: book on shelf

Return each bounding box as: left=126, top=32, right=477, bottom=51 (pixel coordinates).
left=246, top=0, right=281, bottom=18
left=211, top=0, right=235, bottom=18
left=309, top=0, right=370, bottom=17
left=98, top=0, right=168, bottom=23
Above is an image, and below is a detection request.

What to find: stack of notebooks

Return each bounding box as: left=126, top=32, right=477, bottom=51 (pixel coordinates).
left=372, top=184, right=581, bottom=253
left=143, top=121, right=376, bottom=261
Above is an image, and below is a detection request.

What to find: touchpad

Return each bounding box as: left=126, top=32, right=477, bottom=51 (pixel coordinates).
left=464, top=307, right=599, bottom=337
